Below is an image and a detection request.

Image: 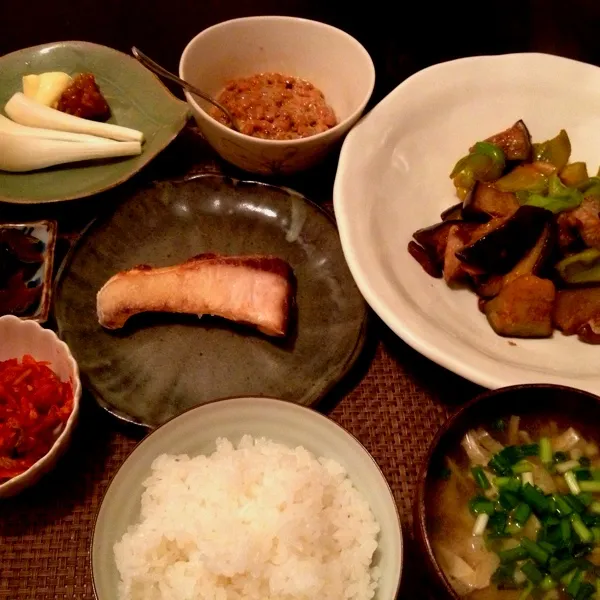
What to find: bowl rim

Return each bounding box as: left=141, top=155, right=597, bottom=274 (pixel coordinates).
left=0, top=314, right=81, bottom=494
left=90, top=394, right=403, bottom=600
left=178, top=15, right=376, bottom=146
left=413, top=382, right=600, bottom=599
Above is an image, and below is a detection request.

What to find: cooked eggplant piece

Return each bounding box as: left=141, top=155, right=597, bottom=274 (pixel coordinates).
left=533, top=129, right=571, bottom=170
left=408, top=240, right=442, bottom=278
left=413, top=220, right=479, bottom=266
left=456, top=206, right=551, bottom=275
left=484, top=275, right=555, bottom=338
left=495, top=164, right=550, bottom=194
left=556, top=248, right=600, bottom=284
left=481, top=120, right=532, bottom=161
left=560, top=162, right=589, bottom=188
left=553, top=287, right=600, bottom=335
left=443, top=224, right=481, bottom=286
left=475, top=222, right=555, bottom=298
left=577, top=317, right=600, bottom=344
left=440, top=203, right=463, bottom=221
left=463, top=182, right=519, bottom=221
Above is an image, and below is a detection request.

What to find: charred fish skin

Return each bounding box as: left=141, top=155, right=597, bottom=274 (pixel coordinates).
left=96, top=254, right=295, bottom=337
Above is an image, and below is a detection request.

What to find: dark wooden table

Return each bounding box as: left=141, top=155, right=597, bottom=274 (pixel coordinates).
left=1, top=4, right=599, bottom=599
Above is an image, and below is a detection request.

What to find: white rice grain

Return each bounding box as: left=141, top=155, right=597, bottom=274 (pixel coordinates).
left=114, top=435, right=380, bottom=600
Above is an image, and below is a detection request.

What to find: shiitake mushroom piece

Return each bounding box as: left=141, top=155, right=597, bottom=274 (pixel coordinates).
left=456, top=205, right=552, bottom=275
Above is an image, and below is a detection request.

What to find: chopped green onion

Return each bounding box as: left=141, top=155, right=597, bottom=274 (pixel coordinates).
left=512, top=460, right=535, bottom=474
left=566, top=568, right=583, bottom=597
left=592, top=469, right=600, bottom=481
left=521, top=537, right=550, bottom=565
left=514, top=502, right=532, bottom=525
left=556, top=459, right=581, bottom=474
left=565, top=494, right=587, bottom=513
left=578, top=492, right=593, bottom=507
left=540, top=574, right=557, bottom=591
left=552, top=494, right=574, bottom=517
left=590, top=501, right=600, bottom=515
left=514, top=504, right=533, bottom=527
left=560, top=518, right=572, bottom=544
left=521, top=443, right=540, bottom=457
left=469, top=495, right=495, bottom=515
left=521, top=560, right=544, bottom=585
left=498, top=545, right=529, bottom=563
left=522, top=483, right=550, bottom=514
left=488, top=453, right=513, bottom=476
left=540, top=437, right=553, bottom=465
left=565, top=471, right=582, bottom=495
left=472, top=513, right=489, bottom=536
left=494, top=476, right=522, bottom=492
left=471, top=466, right=491, bottom=490
left=550, top=557, right=578, bottom=579
left=575, top=582, right=595, bottom=600
left=518, top=581, right=534, bottom=600
left=522, top=472, right=534, bottom=487
left=579, top=480, right=600, bottom=493
left=592, top=526, right=600, bottom=542
left=499, top=491, right=520, bottom=510
left=571, top=513, right=594, bottom=543
left=488, top=511, right=509, bottom=538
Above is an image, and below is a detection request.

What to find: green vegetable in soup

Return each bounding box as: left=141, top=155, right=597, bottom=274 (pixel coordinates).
left=433, top=415, right=600, bottom=600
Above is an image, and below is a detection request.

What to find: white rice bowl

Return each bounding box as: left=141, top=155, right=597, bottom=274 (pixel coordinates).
left=114, top=435, right=381, bottom=600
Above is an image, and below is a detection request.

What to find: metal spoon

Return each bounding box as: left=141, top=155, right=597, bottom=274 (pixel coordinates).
left=131, top=47, right=240, bottom=132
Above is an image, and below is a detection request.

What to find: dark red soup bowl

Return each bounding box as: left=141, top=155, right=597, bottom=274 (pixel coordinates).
left=413, top=383, right=600, bottom=600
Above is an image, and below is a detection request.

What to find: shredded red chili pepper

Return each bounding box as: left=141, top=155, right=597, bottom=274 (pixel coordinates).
left=0, top=354, right=73, bottom=482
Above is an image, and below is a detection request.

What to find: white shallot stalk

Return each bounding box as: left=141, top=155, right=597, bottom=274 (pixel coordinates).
left=5, top=92, right=144, bottom=142
left=0, top=133, right=141, bottom=172
left=0, top=114, right=111, bottom=143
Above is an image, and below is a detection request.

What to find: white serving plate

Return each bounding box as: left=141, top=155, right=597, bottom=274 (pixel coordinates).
left=334, top=53, right=600, bottom=394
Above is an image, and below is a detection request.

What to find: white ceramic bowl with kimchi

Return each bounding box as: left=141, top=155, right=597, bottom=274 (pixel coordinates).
left=0, top=315, right=81, bottom=497
left=179, top=16, right=375, bottom=175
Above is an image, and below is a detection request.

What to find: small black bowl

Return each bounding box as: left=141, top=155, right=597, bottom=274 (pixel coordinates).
left=413, top=383, right=600, bottom=599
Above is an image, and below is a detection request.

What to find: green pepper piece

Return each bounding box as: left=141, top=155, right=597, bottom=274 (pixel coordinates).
left=450, top=143, right=506, bottom=199
left=561, top=162, right=589, bottom=188
left=495, top=164, right=549, bottom=194
left=533, top=129, right=572, bottom=170
left=524, top=173, right=583, bottom=214
left=555, top=248, right=600, bottom=284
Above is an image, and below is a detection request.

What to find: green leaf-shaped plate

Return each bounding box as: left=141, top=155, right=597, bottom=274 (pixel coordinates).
left=0, top=41, right=190, bottom=204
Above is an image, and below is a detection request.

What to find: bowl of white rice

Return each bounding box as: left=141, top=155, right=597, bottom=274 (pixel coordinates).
left=91, top=396, right=402, bottom=600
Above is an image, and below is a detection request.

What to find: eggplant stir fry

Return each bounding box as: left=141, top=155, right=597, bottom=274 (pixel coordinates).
left=408, top=121, right=600, bottom=343
left=432, top=417, right=600, bottom=599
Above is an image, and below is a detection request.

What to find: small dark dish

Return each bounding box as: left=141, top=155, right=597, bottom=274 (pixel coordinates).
left=414, top=384, right=600, bottom=599
left=0, top=220, right=57, bottom=323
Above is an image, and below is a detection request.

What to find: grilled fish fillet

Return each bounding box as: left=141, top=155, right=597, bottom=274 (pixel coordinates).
left=96, top=254, right=294, bottom=336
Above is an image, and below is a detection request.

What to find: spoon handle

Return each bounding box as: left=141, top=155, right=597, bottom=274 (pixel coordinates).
left=131, top=47, right=238, bottom=131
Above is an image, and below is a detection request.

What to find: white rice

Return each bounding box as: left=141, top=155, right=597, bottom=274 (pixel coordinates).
left=114, top=435, right=380, bottom=600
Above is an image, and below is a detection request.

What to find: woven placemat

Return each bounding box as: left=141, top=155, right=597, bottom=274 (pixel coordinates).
left=0, top=315, right=483, bottom=600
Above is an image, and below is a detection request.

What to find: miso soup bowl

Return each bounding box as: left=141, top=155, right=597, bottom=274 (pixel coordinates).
left=179, top=16, right=375, bottom=175
left=413, top=383, right=600, bottom=599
